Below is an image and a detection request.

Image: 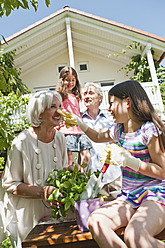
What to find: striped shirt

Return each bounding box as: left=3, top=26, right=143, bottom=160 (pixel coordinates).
left=109, top=122, right=165, bottom=208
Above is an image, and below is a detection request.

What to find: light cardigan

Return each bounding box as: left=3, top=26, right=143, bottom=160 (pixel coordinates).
left=1, top=128, right=68, bottom=244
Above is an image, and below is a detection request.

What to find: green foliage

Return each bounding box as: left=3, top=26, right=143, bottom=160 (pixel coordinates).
left=119, top=41, right=155, bottom=82
left=0, top=91, right=30, bottom=150
left=0, top=237, right=13, bottom=248
left=120, top=41, right=165, bottom=107
left=0, top=92, right=30, bottom=168
left=157, top=66, right=165, bottom=106
left=0, top=0, right=50, bottom=17
left=46, top=166, right=101, bottom=219
left=0, top=157, right=5, bottom=170
left=0, top=45, right=30, bottom=96
left=0, top=42, right=31, bottom=168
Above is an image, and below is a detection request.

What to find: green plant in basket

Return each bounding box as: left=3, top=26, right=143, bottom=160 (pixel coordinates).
left=46, top=165, right=101, bottom=219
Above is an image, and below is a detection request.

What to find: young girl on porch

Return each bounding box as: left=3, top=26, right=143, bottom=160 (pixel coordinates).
left=59, top=80, right=165, bottom=247
left=56, top=66, right=92, bottom=172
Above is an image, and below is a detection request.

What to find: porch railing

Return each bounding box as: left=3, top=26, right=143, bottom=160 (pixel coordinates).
left=80, top=82, right=164, bottom=117
left=9, top=82, right=165, bottom=124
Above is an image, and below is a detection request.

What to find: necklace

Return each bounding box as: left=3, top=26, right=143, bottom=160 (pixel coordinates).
left=35, top=129, right=58, bottom=186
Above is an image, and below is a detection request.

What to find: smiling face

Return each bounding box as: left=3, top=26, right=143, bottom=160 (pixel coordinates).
left=84, top=85, right=102, bottom=110
left=63, top=74, right=76, bottom=93
left=40, top=95, right=62, bottom=128
left=108, top=95, right=128, bottom=123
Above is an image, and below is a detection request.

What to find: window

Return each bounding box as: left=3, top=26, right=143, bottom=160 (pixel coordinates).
left=56, top=65, right=66, bottom=74
left=93, top=80, right=115, bottom=88
left=100, top=82, right=114, bottom=87
left=78, top=62, right=89, bottom=72
left=33, top=86, right=56, bottom=92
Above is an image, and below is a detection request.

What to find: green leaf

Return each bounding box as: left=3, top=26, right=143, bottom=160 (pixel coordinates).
left=74, top=193, right=79, bottom=201
left=45, top=0, right=50, bottom=7
left=21, top=0, right=29, bottom=9
left=63, top=181, right=70, bottom=188
left=73, top=165, right=78, bottom=174
left=59, top=205, right=66, bottom=217
left=52, top=189, right=59, bottom=200
left=55, top=179, right=60, bottom=188
left=47, top=194, right=53, bottom=201
left=70, top=197, right=75, bottom=206
left=69, top=178, right=76, bottom=185
left=30, top=0, right=38, bottom=11
left=80, top=163, right=87, bottom=169
left=64, top=201, right=71, bottom=211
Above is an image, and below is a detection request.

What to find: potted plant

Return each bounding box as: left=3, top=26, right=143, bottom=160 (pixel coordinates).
left=46, top=165, right=106, bottom=231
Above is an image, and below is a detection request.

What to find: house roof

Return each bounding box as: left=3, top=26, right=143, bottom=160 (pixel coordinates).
left=2, top=6, right=165, bottom=75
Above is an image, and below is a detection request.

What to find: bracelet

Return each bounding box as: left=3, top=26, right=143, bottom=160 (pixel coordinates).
left=42, top=200, right=51, bottom=209
left=43, top=186, right=49, bottom=200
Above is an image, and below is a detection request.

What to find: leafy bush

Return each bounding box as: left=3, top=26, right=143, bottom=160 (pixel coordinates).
left=0, top=43, right=31, bottom=169
left=157, top=66, right=165, bottom=106
left=0, top=92, right=30, bottom=168
left=119, top=41, right=165, bottom=108
left=0, top=48, right=29, bottom=96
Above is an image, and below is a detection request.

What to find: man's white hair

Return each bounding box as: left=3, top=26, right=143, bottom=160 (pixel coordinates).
left=84, top=82, right=103, bottom=97
left=84, top=82, right=103, bottom=105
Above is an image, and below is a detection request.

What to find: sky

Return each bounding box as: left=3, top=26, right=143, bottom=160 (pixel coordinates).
left=0, top=0, right=165, bottom=64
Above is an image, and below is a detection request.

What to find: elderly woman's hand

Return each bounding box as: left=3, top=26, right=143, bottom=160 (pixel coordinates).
left=43, top=186, right=63, bottom=209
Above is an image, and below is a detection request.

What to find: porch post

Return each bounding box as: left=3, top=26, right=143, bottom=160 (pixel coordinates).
left=65, top=17, right=75, bottom=68
left=143, top=44, right=164, bottom=111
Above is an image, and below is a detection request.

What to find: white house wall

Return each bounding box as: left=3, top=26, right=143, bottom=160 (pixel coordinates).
left=21, top=50, right=130, bottom=91
left=22, top=52, right=70, bottom=91
left=74, top=51, right=129, bottom=84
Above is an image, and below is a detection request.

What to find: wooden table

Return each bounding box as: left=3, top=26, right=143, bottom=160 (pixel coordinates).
left=22, top=220, right=165, bottom=248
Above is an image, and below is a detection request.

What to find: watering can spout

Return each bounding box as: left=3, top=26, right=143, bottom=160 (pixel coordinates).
left=101, top=163, right=110, bottom=173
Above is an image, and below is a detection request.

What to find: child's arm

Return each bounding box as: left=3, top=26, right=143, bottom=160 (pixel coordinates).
left=104, top=137, right=165, bottom=180
left=140, top=135, right=165, bottom=180
left=57, top=109, right=114, bottom=143
left=85, top=126, right=113, bottom=143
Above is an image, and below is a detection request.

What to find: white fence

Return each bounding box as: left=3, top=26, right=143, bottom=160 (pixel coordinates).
left=80, top=82, right=164, bottom=116
left=10, top=82, right=165, bottom=123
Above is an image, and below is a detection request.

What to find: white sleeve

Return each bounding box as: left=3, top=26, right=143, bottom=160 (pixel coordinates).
left=108, top=123, right=121, bottom=142
left=2, top=136, right=23, bottom=193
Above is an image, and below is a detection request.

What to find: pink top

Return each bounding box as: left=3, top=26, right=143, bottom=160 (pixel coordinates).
left=59, top=94, right=84, bottom=135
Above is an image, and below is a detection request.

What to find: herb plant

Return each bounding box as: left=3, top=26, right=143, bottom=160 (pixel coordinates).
left=46, top=165, right=101, bottom=219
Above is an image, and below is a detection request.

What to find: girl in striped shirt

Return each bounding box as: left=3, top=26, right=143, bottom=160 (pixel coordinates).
left=60, top=80, right=165, bottom=247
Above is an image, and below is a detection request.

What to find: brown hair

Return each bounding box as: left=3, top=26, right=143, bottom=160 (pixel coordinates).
left=109, top=80, right=165, bottom=151
left=56, top=67, right=82, bottom=101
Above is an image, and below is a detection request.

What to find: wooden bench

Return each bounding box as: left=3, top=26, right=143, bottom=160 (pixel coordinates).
left=22, top=220, right=165, bottom=248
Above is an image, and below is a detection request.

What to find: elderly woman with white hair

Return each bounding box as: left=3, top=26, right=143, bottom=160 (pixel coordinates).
left=0, top=90, right=68, bottom=247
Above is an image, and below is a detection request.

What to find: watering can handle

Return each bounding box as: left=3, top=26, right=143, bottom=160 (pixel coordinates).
left=101, top=163, right=109, bottom=173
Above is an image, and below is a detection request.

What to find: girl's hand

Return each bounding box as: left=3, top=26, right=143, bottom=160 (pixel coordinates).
left=101, top=144, right=141, bottom=171
left=57, top=109, right=88, bottom=132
